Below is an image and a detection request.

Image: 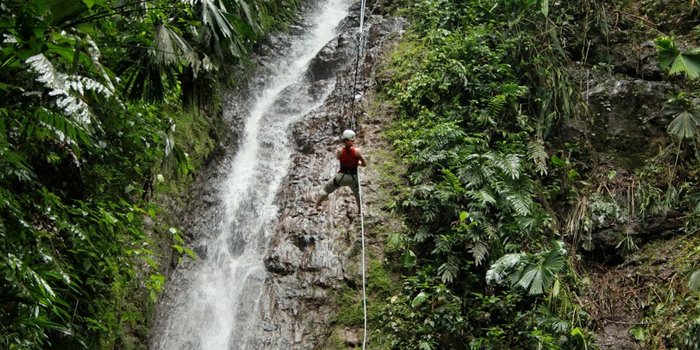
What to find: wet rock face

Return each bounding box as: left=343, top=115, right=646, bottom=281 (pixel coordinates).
left=150, top=1, right=403, bottom=348
left=307, top=35, right=352, bottom=82
left=559, top=38, right=680, bottom=265
left=609, top=41, right=665, bottom=81
left=257, top=11, right=405, bottom=349
left=566, top=75, right=676, bottom=170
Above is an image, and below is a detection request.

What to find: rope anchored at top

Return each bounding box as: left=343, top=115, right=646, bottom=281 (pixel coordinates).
left=349, top=1, right=369, bottom=349
left=348, top=0, right=368, bottom=132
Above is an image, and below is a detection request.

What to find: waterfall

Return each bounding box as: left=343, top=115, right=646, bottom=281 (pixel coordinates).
left=154, top=0, right=351, bottom=348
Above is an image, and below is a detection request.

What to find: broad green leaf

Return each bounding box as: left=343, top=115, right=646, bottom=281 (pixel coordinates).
left=541, top=0, right=549, bottom=17
left=571, top=327, right=585, bottom=339
left=82, top=0, right=95, bottom=9
left=418, top=340, right=434, bottom=350
left=518, top=266, right=543, bottom=295
left=567, top=169, right=580, bottom=180
left=387, top=232, right=403, bottom=249
left=400, top=250, right=417, bottom=267
left=46, top=43, right=75, bottom=63
left=669, top=52, right=700, bottom=78
left=184, top=247, right=198, bottom=260
left=631, top=326, right=647, bottom=341
left=551, top=278, right=560, bottom=297
left=689, top=270, right=700, bottom=291
left=550, top=154, right=567, bottom=167
left=668, top=111, right=700, bottom=139
left=49, top=0, right=88, bottom=25
left=656, top=37, right=700, bottom=78
left=656, top=37, right=680, bottom=68
left=412, top=291, right=429, bottom=307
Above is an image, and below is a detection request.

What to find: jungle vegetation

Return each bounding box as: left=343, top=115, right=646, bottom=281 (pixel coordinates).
left=0, top=0, right=299, bottom=348
left=366, top=0, right=700, bottom=349
left=4, top=0, right=700, bottom=349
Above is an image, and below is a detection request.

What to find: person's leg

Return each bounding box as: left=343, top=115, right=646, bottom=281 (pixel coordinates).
left=315, top=174, right=343, bottom=209
left=348, top=175, right=361, bottom=211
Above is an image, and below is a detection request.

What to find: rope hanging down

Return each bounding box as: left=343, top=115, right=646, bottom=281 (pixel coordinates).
left=348, top=0, right=368, bottom=131
left=350, top=0, right=368, bottom=349
left=357, top=170, right=368, bottom=350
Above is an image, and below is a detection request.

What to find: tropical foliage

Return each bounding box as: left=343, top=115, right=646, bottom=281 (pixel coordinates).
left=371, top=0, right=595, bottom=348
left=0, top=0, right=298, bottom=348
left=368, top=0, right=700, bottom=349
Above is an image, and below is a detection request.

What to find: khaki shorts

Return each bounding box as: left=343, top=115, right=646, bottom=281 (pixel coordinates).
left=321, top=173, right=358, bottom=197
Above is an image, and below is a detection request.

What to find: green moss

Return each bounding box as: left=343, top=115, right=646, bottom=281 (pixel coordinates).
left=171, top=109, right=218, bottom=170
left=333, top=287, right=365, bottom=327
left=324, top=328, right=350, bottom=350
left=629, top=234, right=700, bottom=348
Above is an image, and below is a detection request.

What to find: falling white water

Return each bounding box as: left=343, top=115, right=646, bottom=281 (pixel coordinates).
left=155, top=0, right=351, bottom=349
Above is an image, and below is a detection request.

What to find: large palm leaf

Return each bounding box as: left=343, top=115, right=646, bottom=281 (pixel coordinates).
left=488, top=242, right=567, bottom=296
left=515, top=243, right=566, bottom=295
left=656, top=37, right=700, bottom=79
left=664, top=94, right=700, bottom=139
left=120, top=21, right=202, bottom=101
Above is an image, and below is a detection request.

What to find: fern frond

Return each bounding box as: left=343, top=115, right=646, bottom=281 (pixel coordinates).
left=527, top=139, right=548, bottom=175
left=500, top=83, right=529, bottom=98
left=506, top=193, right=531, bottom=216
left=35, top=109, right=90, bottom=147
left=26, top=54, right=112, bottom=127
left=485, top=152, right=521, bottom=179
left=414, top=226, right=431, bottom=243
left=438, top=255, right=461, bottom=283
left=469, top=241, right=489, bottom=266
left=467, top=190, right=496, bottom=207
left=488, top=94, right=506, bottom=117
left=432, top=235, right=454, bottom=254
left=488, top=84, right=529, bottom=118
left=441, top=168, right=463, bottom=193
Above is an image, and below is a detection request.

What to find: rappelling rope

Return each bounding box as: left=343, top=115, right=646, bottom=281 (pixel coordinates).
left=357, top=169, right=368, bottom=350
left=348, top=0, right=368, bottom=131
left=352, top=1, right=369, bottom=348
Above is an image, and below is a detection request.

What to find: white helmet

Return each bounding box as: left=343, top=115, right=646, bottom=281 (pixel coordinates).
left=342, top=129, right=356, bottom=140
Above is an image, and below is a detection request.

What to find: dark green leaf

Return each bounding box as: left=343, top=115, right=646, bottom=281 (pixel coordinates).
left=689, top=270, right=700, bottom=291
left=411, top=291, right=429, bottom=307
left=668, top=111, right=700, bottom=139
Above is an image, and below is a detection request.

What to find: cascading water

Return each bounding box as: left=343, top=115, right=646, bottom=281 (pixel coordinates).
left=154, top=0, right=352, bottom=348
